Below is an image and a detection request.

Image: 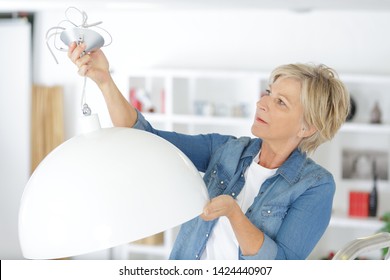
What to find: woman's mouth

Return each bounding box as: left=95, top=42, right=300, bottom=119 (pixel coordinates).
left=256, top=116, right=268, bottom=124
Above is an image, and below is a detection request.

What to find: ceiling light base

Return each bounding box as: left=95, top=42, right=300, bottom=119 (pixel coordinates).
left=60, top=27, right=104, bottom=52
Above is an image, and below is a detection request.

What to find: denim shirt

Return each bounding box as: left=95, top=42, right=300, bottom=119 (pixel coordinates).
left=133, top=111, right=335, bottom=260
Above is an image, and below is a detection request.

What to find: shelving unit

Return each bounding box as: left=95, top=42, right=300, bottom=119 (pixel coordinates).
left=111, top=68, right=390, bottom=260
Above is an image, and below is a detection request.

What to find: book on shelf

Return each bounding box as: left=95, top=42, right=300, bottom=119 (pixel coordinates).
left=349, top=191, right=369, bottom=217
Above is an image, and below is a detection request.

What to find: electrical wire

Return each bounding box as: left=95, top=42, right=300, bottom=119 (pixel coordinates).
left=46, top=6, right=112, bottom=63
left=45, top=7, right=112, bottom=116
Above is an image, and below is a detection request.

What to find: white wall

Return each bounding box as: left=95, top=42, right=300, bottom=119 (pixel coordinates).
left=0, top=19, right=31, bottom=259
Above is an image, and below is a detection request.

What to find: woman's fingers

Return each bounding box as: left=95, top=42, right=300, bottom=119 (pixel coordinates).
left=77, top=64, right=90, bottom=76
left=201, top=195, right=236, bottom=221
left=68, top=42, right=87, bottom=63
left=75, top=54, right=92, bottom=68
left=67, top=41, right=77, bottom=57
left=66, top=42, right=93, bottom=77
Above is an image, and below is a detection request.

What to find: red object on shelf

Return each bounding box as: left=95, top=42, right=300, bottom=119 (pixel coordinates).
left=349, top=191, right=369, bottom=217
left=129, top=88, right=142, bottom=111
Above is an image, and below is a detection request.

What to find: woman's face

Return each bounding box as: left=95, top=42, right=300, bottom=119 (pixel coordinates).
left=251, top=76, right=306, bottom=147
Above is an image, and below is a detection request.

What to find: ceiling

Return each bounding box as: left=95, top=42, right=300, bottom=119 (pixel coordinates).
left=3, top=0, right=390, bottom=12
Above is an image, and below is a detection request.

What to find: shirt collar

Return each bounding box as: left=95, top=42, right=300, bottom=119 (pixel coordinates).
left=277, top=148, right=307, bottom=185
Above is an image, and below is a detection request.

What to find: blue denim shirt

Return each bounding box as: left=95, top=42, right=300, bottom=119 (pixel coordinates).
left=133, top=111, right=335, bottom=260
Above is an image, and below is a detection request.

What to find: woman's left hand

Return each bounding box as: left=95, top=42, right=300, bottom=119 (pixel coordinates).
left=201, top=194, right=265, bottom=255
left=200, top=195, right=239, bottom=221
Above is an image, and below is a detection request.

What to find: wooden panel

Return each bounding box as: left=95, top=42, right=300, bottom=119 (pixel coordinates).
left=31, top=85, right=64, bottom=172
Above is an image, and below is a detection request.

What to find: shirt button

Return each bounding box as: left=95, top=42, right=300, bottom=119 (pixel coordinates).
left=220, top=180, right=224, bottom=185
left=195, top=254, right=198, bottom=258
left=240, top=174, right=244, bottom=177
left=206, top=234, right=209, bottom=237
left=212, top=170, right=217, bottom=174
left=232, top=192, right=235, bottom=197
left=267, top=210, right=271, bottom=214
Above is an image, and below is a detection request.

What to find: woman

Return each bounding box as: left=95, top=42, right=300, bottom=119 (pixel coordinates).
left=68, top=42, right=350, bottom=260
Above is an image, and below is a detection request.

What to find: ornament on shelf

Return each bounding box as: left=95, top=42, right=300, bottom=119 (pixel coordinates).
left=346, top=95, right=357, bottom=122
left=370, top=101, right=382, bottom=124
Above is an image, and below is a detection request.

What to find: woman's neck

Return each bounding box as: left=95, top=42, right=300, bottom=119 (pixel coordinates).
left=258, top=141, right=296, bottom=169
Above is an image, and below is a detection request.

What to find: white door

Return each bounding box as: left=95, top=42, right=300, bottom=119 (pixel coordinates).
left=0, top=19, right=31, bottom=259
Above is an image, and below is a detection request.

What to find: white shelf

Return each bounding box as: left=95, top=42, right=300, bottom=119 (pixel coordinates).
left=144, top=115, right=390, bottom=132
left=144, top=113, right=252, bottom=126
left=330, top=215, right=385, bottom=231
left=341, top=122, right=390, bottom=134
left=145, top=117, right=390, bottom=134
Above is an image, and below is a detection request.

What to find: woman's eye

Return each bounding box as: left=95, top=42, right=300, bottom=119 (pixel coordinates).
left=265, top=89, right=271, bottom=96
left=277, top=98, right=286, bottom=106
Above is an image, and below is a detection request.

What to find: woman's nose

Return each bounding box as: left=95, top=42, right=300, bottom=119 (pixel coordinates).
left=257, top=96, right=268, bottom=111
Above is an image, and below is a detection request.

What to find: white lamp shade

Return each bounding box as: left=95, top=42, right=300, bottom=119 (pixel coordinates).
left=19, top=126, right=209, bottom=259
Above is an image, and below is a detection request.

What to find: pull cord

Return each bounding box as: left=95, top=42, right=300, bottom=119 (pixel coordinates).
left=81, top=76, right=91, bottom=116
left=79, top=40, right=91, bottom=116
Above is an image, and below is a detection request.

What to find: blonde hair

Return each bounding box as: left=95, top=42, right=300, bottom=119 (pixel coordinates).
left=269, top=63, right=350, bottom=154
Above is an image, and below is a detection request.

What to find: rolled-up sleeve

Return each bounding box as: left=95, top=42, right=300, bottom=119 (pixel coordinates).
left=132, top=109, right=154, bottom=132
left=239, top=234, right=278, bottom=260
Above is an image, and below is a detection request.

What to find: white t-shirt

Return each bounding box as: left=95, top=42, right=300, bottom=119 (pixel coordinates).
left=201, top=153, right=277, bottom=260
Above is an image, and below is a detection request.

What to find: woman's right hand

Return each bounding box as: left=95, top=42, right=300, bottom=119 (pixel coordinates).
left=67, top=42, right=111, bottom=88
left=68, top=41, right=137, bottom=127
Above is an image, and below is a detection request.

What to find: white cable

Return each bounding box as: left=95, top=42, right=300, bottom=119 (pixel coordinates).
left=79, top=42, right=91, bottom=116
left=46, top=6, right=112, bottom=63
left=45, top=27, right=65, bottom=64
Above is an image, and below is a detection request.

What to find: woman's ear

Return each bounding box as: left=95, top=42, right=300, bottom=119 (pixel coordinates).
left=298, top=125, right=317, bottom=138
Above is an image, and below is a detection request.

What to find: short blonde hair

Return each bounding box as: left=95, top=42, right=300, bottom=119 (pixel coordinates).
left=269, top=63, right=350, bottom=154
